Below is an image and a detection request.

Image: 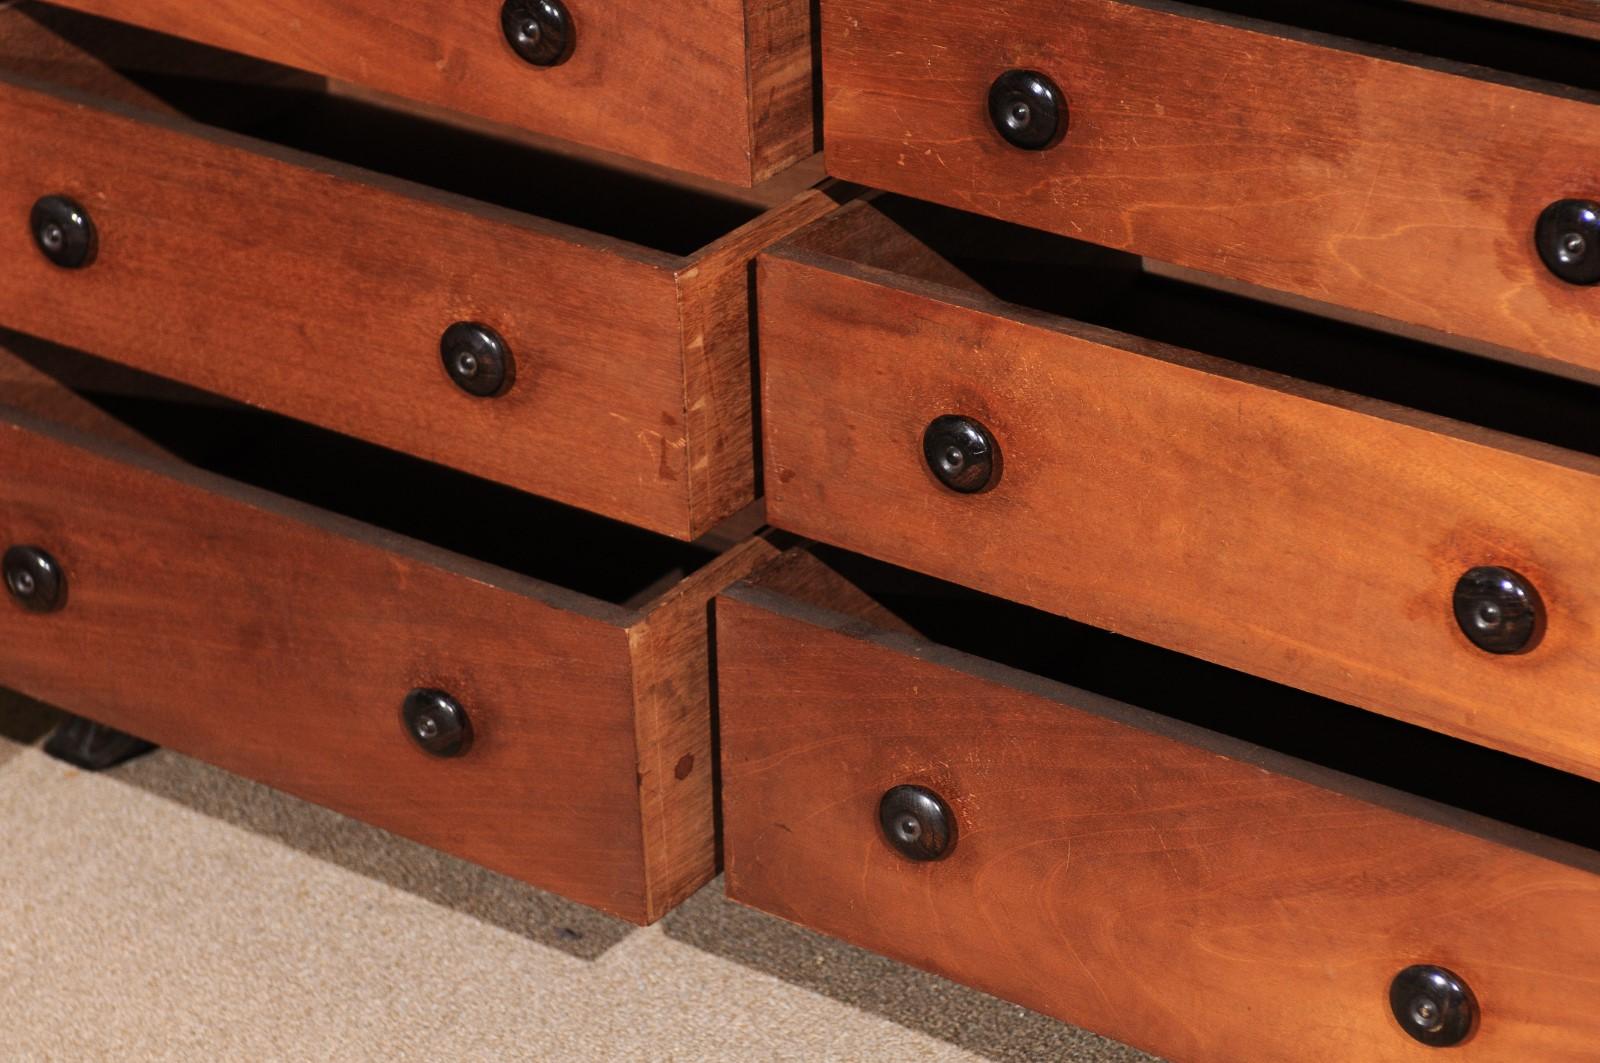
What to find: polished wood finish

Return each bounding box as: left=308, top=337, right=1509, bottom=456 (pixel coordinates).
left=39, top=0, right=817, bottom=185
left=820, top=0, right=1600, bottom=380
left=0, top=73, right=838, bottom=538
left=0, top=400, right=777, bottom=923
left=757, top=200, right=1600, bottom=782
left=719, top=575, right=1600, bottom=1062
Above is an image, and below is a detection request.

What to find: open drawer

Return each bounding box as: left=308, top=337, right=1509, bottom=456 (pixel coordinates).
left=26, top=0, right=816, bottom=185
left=0, top=336, right=779, bottom=924
left=757, top=194, right=1600, bottom=782
left=0, top=14, right=841, bottom=539
left=719, top=545, right=1600, bottom=1061
left=820, top=0, right=1600, bottom=379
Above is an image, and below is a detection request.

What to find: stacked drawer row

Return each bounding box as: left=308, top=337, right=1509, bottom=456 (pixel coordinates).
left=4, top=2, right=1600, bottom=1060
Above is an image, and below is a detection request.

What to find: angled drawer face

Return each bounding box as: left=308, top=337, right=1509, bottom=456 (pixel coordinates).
left=719, top=547, right=1600, bottom=1063
left=757, top=197, right=1600, bottom=781
left=820, top=0, right=1600, bottom=379
left=0, top=342, right=778, bottom=923
left=0, top=39, right=839, bottom=539
left=32, top=0, right=816, bottom=185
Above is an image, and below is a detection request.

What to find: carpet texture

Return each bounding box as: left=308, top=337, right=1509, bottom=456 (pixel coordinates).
left=0, top=690, right=1159, bottom=1062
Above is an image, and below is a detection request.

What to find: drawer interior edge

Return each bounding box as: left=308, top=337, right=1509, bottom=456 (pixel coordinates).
left=724, top=549, right=1600, bottom=875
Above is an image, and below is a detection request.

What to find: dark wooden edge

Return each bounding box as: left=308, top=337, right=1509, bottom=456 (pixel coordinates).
left=1400, top=0, right=1600, bottom=40
left=719, top=573, right=1600, bottom=879
left=757, top=197, right=1600, bottom=482
left=0, top=401, right=643, bottom=628
left=0, top=65, right=686, bottom=271
left=1120, top=0, right=1600, bottom=104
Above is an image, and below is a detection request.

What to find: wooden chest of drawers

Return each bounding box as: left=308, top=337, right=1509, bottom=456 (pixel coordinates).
left=32, top=0, right=817, bottom=185
left=5, top=0, right=1600, bottom=1057
left=756, top=194, right=1600, bottom=781
left=819, top=0, right=1600, bottom=380
left=718, top=545, right=1600, bottom=1061
left=0, top=336, right=777, bottom=924
left=0, top=48, right=837, bottom=539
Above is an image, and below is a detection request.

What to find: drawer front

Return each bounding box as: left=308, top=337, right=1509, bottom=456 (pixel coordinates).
left=42, top=0, right=815, bottom=185
left=0, top=77, right=723, bottom=538
left=719, top=584, right=1600, bottom=1062
left=821, top=0, right=1600, bottom=377
left=758, top=243, right=1600, bottom=782
left=0, top=405, right=744, bottom=923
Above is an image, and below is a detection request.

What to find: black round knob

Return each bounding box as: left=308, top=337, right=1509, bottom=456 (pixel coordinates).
left=401, top=688, right=473, bottom=757
left=1390, top=965, right=1477, bottom=1047
left=3, top=545, right=66, bottom=613
left=988, top=70, right=1067, bottom=151
left=501, top=0, right=574, bottom=67
left=1453, top=566, right=1542, bottom=655
left=440, top=321, right=514, bottom=397
left=878, top=785, right=955, bottom=861
left=923, top=415, right=1000, bottom=493
left=1535, top=199, right=1600, bottom=285
left=30, top=195, right=96, bottom=269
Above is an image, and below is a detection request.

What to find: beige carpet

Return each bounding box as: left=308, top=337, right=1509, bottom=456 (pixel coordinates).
left=0, top=690, right=1159, bottom=1062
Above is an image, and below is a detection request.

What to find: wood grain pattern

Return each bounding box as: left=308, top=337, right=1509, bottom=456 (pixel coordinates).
left=821, top=0, right=1600, bottom=380
left=0, top=403, right=760, bottom=923
left=0, top=73, right=820, bottom=539
left=39, top=0, right=816, bottom=185
left=676, top=187, right=843, bottom=536
left=719, top=582, right=1600, bottom=1062
left=627, top=536, right=780, bottom=921
left=757, top=221, right=1600, bottom=781
left=743, top=0, right=820, bottom=184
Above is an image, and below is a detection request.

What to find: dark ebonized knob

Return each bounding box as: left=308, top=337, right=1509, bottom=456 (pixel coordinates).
left=402, top=688, right=473, bottom=757
left=3, top=545, right=66, bottom=613
left=1453, top=566, right=1542, bottom=655
left=988, top=70, right=1067, bottom=151
left=1390, top=965, right=1477, bottom=1047
left=440, top=321, right=514, bottom=397
left=923, top=415, right=1000, bottom=493
left=879, top=785, right=955, bottom=861
left=1535, top=199, right=1600, bottom=285
left=30, top=195, right=96, bottom=269
left=501, top=0, right=574, bottom=67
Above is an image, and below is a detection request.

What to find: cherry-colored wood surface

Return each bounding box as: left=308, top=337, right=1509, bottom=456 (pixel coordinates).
left=820, top=0, right=1600, bottom=380
left=626, top=535, right=780, bottom=922
left=0, top=402, right=769, bottom=923
left=40, top=0, right=817, bottom=185
left=756, top=207, right=1600, bottom=782
left=0, top=74, right=834, bottom=538
left=676, top=187, right=848, bottom=535
left=719, top=580, right=1600, bottom=1062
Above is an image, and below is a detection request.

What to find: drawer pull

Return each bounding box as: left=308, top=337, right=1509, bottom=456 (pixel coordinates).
left=29, top=195, right=96, bottom=270
left=986, top=70, right=1066, bottom=152
left=922, top=415, right=1000, bottom=494
left=500, top=0, right=576, bottom=68
left=439, top=321, right=515, bottom=398
left=878, top=784, right=955, bottom=861
left=1452, top=566, right=1543, bottom=655
left=1536, top=199, right=1600, bottom=285
left=401, top=687, right=474, bottom=758
left=3, top=545, right=66, bottom=613
left=1389, top=965, right=1478, bottom=1048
